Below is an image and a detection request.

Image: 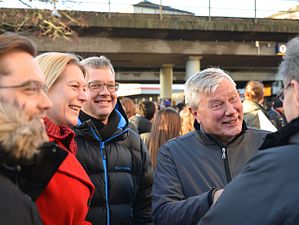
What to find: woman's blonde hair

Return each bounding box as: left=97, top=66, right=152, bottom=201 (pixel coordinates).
left=35, top=52, right=86, bottom=90
left=148, top=108, right=181, bottom=167
left=180, top=105, right=194, bottom=135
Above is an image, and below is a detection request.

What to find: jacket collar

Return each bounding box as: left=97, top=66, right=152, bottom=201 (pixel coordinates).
left=76, top=109, right=128, bottom=142
left=194, top=120, right=247, bottom=147
left=259, top=117, right=299, bottom=150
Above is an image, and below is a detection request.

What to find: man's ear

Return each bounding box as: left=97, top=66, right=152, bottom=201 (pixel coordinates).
left=293, top=80, right=299, bottom=105
left=190, top=108, right=197, bottom=117
left=191, top=108, right=201, bottom=123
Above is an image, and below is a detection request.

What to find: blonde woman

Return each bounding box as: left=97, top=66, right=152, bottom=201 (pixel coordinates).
left=34, top=52, right=94, bottom=225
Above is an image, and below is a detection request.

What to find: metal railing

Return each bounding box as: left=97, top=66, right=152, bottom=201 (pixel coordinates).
left=1, top=0, right=298, bottom=20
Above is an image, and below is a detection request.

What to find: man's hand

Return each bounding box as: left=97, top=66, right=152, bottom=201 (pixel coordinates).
left=212, top=189, right=224, bottom=205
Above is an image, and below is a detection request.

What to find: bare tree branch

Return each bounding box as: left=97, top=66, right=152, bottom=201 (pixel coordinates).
left=17, top=0, right=32, bottom=8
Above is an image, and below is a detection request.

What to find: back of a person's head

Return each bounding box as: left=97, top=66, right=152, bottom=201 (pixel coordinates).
left=244, top=80, right=264, bottom=102
left=149, top=108, right=181, bottom=167
left=121, top=97, right=136, bottom=119
left=137, top=100, right=156, bottom=120
left=36, top=52, right=85, bottom=90
left=277, top=36, right=299, bottom=83
left=81, top=55, right=115, bottom=74
left=176, top=102, right=185, bottom=113
left=0, top=32, right=36, bottom=76
left=184, top=67, right=235, bottom=110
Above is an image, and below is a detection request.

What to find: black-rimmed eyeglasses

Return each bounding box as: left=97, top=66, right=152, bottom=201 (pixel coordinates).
left=87, top=81, right=119, bottom=92
left=277, top=83, right=292, bottom=101
left=0, top=81, right=48, bottom=94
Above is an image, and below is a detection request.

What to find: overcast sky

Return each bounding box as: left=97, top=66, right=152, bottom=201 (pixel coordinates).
left=1, top=0, right=298, bottom=18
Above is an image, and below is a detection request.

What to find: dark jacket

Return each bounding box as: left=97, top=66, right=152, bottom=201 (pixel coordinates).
left=130, top=115, right=152, bottom=134
left=74, top=109, right=154, bottom=225
left=198, top=117, right=299, bottom=225
left=0, top=100, right=43, bottom=225
left=152, top=121, right=268, bottom=225
left=267, top=107, right=287, bottom=129
left=0, top=164, right=42, bottom=225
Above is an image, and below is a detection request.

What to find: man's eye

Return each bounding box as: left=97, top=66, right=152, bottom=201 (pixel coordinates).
left=71, top=84, right=79, bottom=89
left=230, top=96, right=238, bottom=102
left=211, top=103, right=222, bottom=109
left=24, top=86, right=38, bottom=92
left=90, top=84, right=99, bottom=89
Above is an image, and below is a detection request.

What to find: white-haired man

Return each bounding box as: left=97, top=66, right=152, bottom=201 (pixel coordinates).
left=152, top=68, right=269, bottom=225
left=198, top=36, right=299, bottom=225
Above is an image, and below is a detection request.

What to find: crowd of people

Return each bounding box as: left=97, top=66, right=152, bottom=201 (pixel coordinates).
left=0, top=31, right=298, bottom=225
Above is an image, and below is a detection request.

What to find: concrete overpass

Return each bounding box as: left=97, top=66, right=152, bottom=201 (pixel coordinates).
left=1, top=8, right=299, bottom=98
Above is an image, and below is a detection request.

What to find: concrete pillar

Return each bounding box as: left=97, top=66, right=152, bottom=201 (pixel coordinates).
left=160, top=64, right=173, bottom=99
left=185, top=56, right=202, bottom=80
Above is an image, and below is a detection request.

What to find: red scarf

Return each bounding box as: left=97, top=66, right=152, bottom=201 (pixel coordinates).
left=43, top=117, right=77, bottom=155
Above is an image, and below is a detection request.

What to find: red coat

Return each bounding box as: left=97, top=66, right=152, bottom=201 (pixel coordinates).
left=37, top=117, right=94, bottom=225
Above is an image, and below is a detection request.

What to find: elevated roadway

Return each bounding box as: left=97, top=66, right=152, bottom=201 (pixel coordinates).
left=1, top=9, right=298, bottom=97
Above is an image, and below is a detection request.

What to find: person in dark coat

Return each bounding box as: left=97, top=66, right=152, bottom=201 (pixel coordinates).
left=268, top=98, right=287, bottom=129
left=152, top=68, right=268, bottom=225
left=130, top=100, right=156, bottom=134
left=74, top=56, right=153, bottom=225
left=0, top=100, right=46, bottom=225
left=198, top=36, right=299, bottom=225
left=0, top=32, right=53, bottom=224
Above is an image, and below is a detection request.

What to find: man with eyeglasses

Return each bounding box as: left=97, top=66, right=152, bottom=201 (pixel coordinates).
left=0, top=33, right=52, bottom=224
left=74, top=56, right=153, bottom=225
left=197, top=36, right=299, bottom=225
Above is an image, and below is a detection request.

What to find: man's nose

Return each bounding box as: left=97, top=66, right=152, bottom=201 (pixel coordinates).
left=40, top=91, right=53, bottom=110
left=78, top=88, right=87, bottom=102
left=225, top=103, right=237, bottom=115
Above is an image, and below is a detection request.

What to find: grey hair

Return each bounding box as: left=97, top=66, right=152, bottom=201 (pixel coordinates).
left=81, top=55, right=115, bottom=75
left=184, top=68, right=236, bottom=109
left=277, top=36, right=299, bottom=85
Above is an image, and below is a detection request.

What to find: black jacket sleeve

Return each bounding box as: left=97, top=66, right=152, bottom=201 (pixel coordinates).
left=152, top=144, right=211, bottom=225
left=134, top=138, right=154, bottom=225
left=0, top=189, right=42, bottom=225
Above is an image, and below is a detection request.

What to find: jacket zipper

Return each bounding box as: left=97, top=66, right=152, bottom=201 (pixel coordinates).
left=221, top=147, right=232, bottom=183
left=90, top=128, right=111, bottom=225
left=100, top=142, right=110, bottom=225
left=90, top=127, right=128, bottom=225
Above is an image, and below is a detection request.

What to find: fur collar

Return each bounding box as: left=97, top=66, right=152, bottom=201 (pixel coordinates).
left=0, top=100, right=47, bottom=164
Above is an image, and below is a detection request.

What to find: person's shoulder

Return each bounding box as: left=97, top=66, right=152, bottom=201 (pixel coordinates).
left=0, top=179, right=41, bottom=224
left=160, top=131, right=198, bottom=153
left=169, top=131, right=197, bottom=143
left=248, top=143, right=299, bottom=169
left=0, top=176, right=32, bottom=204
left=120, top=128, right=145, bottom=151
left=246, top=127, right=270, bottom=135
